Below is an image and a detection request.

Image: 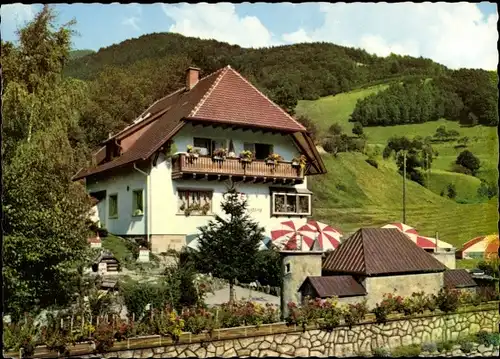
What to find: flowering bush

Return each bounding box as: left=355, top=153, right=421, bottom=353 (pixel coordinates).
left=402, top=292, right=427, bottom=315
left=146, top=307, right=185, bottom=341
left=435, top=288, right=460, bottom=313
left=215, top=301, right=278, bottom=328
left=424, top=294, right=438, bottom=312
left=93, top=322, right=115, bottom=353
left=317, top=297, right=343, bottom=332
left=213, top=148, right=227, bottom=158
left=343, top=300, right=369, bottom=328
left=292, top=154, right=307, bottom=169
left=265, top=153, right=283, bottom=166
left=286, top=301, right=315, bottom=331
left=3, top=314, right=39, bottom=355
left=181, top=307, right=215, bottom=334
left=239, top=150, right=254, bottom=162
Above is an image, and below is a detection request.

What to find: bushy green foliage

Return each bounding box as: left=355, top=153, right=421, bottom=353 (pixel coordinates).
left=421, top=342, right=437, bottom=353
left=391, top=343, right=422, bottom=357
left=372, top=347, right=391, bottom=357
left=435, top=288, right=460, bottom=313
left=192, top=188, right=265, bottom=302
left=447, top=183, right=457, bottom=199
left=436, top=340, right=454, bottom=352
left=475, top=331, right=500, bottom=347
left=456, top=150, right=481, bottom=176
left=2, top=5, right=94, bottom=319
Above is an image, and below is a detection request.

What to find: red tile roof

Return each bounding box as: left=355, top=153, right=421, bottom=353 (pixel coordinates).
left=322, top=228, right=446, bottom=276
left=299, top=275, right=367, bottom=298
left=444, top=269, right=477, bottom=288
left=74, top=65, right=323, bottom=180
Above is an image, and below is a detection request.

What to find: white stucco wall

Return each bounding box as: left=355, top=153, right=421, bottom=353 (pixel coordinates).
left=150, top=152, right=310, bottom=243
left=173, top=124, right=302, bottom=161
left=85, top=126, right=315, bottom=250
left=86, top=170, right=147, bottom=235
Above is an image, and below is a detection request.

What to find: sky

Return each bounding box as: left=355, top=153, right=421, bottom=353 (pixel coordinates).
left=1, top=2, right=498, bottom=70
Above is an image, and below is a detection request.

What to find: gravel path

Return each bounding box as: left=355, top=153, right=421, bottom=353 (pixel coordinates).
left=204, top=285, right=280, bottom=306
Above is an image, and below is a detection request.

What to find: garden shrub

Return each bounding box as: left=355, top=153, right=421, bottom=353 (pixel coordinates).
left=402, top=292, right=427, bottom=315
left=460, top=341, right=474, bottom=353
left=436, top=340, right=454, bottom=352
left=92, top=322, right=115, bottom=353
left=421, top=342, right=437, bottom=353
left=119, top=280, right=170, bottom=320
left=391, top=343, right=422, bottom=357
left=373, top=293, right=404, bottom=323
left=181, top=307, right=216, bottom=334
left=435, top=288, right=460, bottom=312
left=343, top=300, right=368, bottom=328
left=475, top=330, right=500, bottom=347
left=316, top=297, right=343, bottom=332
left=372, top=347, right=390, bottom=357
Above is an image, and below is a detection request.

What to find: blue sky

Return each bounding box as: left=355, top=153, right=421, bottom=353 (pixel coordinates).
left=1, top=2, right=498, bottom=70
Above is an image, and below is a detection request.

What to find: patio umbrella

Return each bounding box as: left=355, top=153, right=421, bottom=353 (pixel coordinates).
left=382, top=223, right=436, bottom=248
left=270, top=220, right=313, bottom=251
left=301, top=220, right=342, bottom=251
left=484, top=234, right=499, bottom=260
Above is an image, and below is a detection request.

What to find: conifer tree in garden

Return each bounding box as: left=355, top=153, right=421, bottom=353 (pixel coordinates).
left=194, top=186, right=265, bottom=302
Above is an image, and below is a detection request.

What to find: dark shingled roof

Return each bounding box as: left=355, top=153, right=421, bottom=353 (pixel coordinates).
left=322, top=228, right=447, bottom=276
left=444, top=269, right=478, bottom=288
left=74, top=66, right=326, bottom=180
left=299, top=275, right=367, bottom=298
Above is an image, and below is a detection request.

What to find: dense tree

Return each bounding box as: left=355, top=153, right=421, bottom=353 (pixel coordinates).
left=2, top=5, right=93, bottom=318
left=384, top=136, right=433, bottom=186
left=352, top=122, right=364, bottom=137
left=295, top=114, right=319, bottom=143
left=193, top=187, right=265, bottom=302
left=446, top=183, right=457, bottom=199
left=328, top=122, right=344, bottom=136
left=456, top=150, right=481, bottom=176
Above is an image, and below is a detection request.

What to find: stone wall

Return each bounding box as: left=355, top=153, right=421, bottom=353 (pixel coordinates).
left=5, top=307, right=498, bottom=359
left=81, top=308, right=497, bottom=358
left=363, top=272, right=443, bottom=308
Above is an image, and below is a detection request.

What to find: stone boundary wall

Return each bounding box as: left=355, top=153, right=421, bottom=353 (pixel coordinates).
left=4, top=305, right=499, bottom=358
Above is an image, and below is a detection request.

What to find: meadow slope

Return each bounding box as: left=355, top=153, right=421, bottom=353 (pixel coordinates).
left=299, top=86, right=498, bottom=247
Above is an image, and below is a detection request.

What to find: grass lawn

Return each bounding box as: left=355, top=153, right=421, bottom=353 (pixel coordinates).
left=456, top=258, right=483, bottom=270
left=299, top=83, right=498, bottom=248
left=295, top=84, right=388, bottom=136
left=310, top=154, right=498, bottom=247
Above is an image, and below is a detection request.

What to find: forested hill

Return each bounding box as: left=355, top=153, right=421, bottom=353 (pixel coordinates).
left=63, top=32, right=496, bottom=147
left=64, top=32, right=447, bottom=103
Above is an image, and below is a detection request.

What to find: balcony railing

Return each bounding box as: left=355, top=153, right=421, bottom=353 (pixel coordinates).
left=171, top=154, right=304, bottom=183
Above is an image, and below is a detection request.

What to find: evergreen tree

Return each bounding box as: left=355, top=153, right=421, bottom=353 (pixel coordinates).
left=194, top=187, right=265, bottom=302
left=352, top=122, right=364, bottom=137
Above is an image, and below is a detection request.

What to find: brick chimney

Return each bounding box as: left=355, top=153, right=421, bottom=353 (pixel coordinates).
left=186, top=67, right=200, bottom=90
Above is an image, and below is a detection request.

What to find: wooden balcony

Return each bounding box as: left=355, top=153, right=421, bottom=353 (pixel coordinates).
left=171, top=154, right=304, bottom=184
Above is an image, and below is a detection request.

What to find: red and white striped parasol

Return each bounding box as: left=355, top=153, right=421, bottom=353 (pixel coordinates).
left=301, top=220, right=342, bottom=251
left=270, top=220, right=314, bottom=251
left=382, top=223, right=436, bottom=248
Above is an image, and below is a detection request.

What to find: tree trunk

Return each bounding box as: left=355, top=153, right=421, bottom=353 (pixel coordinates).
left=229, top=280, right=236, bottom=303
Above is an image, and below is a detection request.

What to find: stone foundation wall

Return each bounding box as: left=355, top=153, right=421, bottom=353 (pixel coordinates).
left=75, top=308, right=498, bottom=358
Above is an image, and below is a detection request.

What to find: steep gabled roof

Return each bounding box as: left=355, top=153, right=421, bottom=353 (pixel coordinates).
left=74, top=65, right=323, bottom=180
left=299, top=275, right=367, bottom=298
left=322, top=228, right=446, bottom=276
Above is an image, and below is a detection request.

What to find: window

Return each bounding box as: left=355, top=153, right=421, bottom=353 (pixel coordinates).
left=132, top=189, right=144, bottom=216
left=178, top=189, right=213, bottom=215
left=272, top=192, right=311, bottom=216
left=243, top=143, right=273, bottom=160
left=193, top=138, right=227, bottom=156
left=109, top=194, right=118, bottom=218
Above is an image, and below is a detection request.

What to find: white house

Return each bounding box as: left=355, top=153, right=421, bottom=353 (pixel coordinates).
left=74, top=65, right=326, bottom=254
